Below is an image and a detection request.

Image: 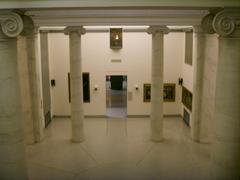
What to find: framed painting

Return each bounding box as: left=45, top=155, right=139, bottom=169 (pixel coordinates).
left=110, top=28, right=122, bottom=49
left=68, top=72, right=90, bottom=103
left=182, top=86, right=192, bottom=111
left=143, top=83, right=151, bottom=102
left=163, top=83, right=175, bottom=102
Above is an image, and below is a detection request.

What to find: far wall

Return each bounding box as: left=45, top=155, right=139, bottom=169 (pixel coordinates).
left=48, top=31, right=184, bottom=116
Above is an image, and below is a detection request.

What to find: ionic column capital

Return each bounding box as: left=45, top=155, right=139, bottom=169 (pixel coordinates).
left=64, top=26, right=86, bottom=36
left=20, top=15, right=35, bottom=36
left=0, top=11, right=23, bottom=38
left=193, top=13, right=215, bottom=34
left=201, top=13, right=215, bottom=34
left=147, top=25, right=170, bottom=35
left=213, top=9, right=240, bottom=37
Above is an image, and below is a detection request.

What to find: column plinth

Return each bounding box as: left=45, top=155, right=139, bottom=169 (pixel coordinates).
left=64, top=26, right=85, bottom=143
left=211, top=9, right=240, bottom=179
left=147, top=25, right=169, bottom=142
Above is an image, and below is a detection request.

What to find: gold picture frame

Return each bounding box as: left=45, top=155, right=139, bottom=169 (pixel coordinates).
left=110, top=28, right=122, bottom=49
left=163, top=83, right=175, bottom=102
left=143, top=83, right=176, bottom=102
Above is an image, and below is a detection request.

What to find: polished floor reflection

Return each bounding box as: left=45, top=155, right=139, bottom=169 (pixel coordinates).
left=106, top=76, right=127, bottom=118
left=26, top=117, right=211, bottom=180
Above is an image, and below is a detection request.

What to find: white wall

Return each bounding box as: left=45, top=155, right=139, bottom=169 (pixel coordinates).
left=181, top=32, right=194, bottom=126
left=48, top=31, right=185, bottom=116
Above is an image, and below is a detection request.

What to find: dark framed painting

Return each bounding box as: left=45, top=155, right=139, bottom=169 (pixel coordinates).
left=110, top=28, right=122, bottom=49
left=182, top=86, right=192, bottom=111
left=82, top=73, right=90, bottom=103
left=163, top=83, right=175, bottom=102
left=183, top=108, right=190, bottom=126
left=143, top=83, right=151, bottom=102
left=68, top=72, right=90, bottom=103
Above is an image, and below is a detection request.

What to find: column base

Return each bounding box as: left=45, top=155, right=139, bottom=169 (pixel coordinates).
left=190, top=132, right=200, bottom=143
left=151, top=136, right=164, bottom=142
left=71, top=137, right=85, bottom=143
left=191, top=136, right=200, bottom=143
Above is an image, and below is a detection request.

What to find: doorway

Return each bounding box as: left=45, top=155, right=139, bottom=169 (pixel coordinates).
left=106, top=75, right=127, bottom=118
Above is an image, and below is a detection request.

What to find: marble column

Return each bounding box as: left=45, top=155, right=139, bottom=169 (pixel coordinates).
left=64, top=26, right=85, bottom=142
left=147, top=26, right=169, bottom=142
left=191, top=26, right=205, bottom=142
left=191, top=14, right=215, bottom=142
left=26, top=26, right=44, bottom=143
left=0, top=12, right=28, bottom=179
left=211, top=9, right=240, bottom=179
left=17, top=35, right=35, bottom=145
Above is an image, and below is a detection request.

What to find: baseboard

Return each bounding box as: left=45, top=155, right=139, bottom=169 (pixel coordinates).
left=53, top=115, right=108, bottom=119
left=53, top=115, right=70, bottom=118
left=53, top=114, right=182, bottom=119
left=164, top=114, right=182, bottom=118
left=85, top=115, right=108, bottom=118
left=127, top=114, right=182, bottom=118
left=127, top=115, right=150, bottom=118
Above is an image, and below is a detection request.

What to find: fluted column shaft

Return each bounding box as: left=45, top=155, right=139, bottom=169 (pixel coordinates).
left=64, top=26, right=85, bottom=142
left=211, top=9, right=240, bottom=179
left=0, top=12, right=28, bottom=180
left=26, top=27, right=44, bottom=142
left=147, top=26, right=169, bottom=142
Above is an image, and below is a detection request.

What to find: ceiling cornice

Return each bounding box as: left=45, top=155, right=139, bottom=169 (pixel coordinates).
left=0, top=0, right=239, bottom=9
left=25, top=8, right=209, bottom=26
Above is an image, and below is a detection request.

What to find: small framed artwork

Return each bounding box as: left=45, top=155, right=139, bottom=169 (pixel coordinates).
left=110, top=28, right=122, bottom=49
left=163, top=83, right=175, bottom=102
left=82, top=72, right=90, bottom=103
left=143, top=83, right=151, bottom=102
left=182, top=86, right=192, bottom=111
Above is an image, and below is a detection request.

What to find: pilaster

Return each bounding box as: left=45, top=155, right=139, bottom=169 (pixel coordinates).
left=0, top=11, right=28, bottom=180
left=211, top=9, right=240, bottom=180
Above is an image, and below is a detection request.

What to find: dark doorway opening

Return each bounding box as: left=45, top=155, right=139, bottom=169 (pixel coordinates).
left=106, top=75, right=127, bottom=118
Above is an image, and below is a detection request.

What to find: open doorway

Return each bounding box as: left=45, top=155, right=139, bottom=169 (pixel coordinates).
left=106, top=75, right=127, bottom=118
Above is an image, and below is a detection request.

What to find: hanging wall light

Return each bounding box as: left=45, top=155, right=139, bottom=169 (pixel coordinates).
left=110, top=28, right=122, bottom=49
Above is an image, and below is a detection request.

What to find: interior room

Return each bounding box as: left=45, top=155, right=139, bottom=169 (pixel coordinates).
left=0, top=1, right=239, bottom=180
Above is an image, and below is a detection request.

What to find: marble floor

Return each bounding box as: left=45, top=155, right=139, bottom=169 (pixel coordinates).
left=26, top=117, right=212, bottom=180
